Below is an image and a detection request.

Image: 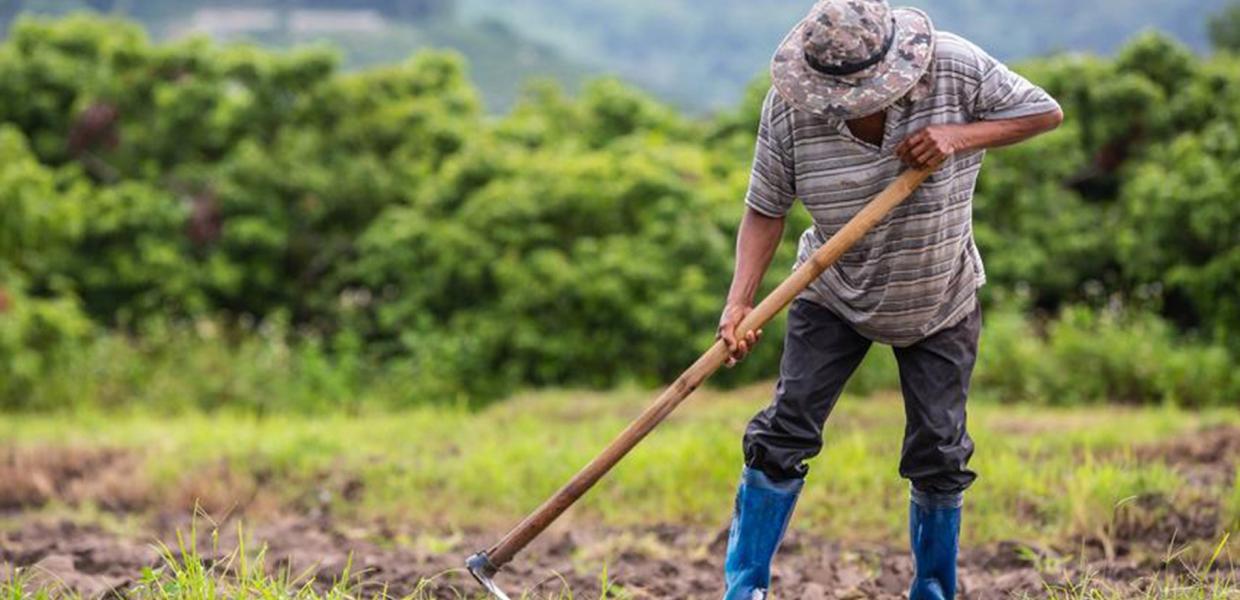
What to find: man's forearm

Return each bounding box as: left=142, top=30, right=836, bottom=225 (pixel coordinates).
left=726, top=208, right=786, bottom=306
left=895, top=108, right=1063, bottom=169
left=955, top=108, right=1064, bottom=152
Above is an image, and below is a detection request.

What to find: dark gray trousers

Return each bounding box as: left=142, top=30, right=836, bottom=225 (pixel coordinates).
left=743, top=299, right=980, bottom=495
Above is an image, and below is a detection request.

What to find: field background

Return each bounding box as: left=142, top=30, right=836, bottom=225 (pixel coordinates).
left=1, top=1, right=1239, bottom=599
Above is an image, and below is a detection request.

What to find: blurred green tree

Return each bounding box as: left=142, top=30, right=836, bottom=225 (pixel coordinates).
left=0, top=18, right=1236, bottom=407
left=1209, top=1, right=1240, bottom=51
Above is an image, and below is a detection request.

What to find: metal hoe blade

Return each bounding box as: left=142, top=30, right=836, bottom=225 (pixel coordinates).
left=466, top=552, right=512, bottom=600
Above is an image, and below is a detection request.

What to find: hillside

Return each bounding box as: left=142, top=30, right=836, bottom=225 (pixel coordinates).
left=460, top=0, right=1232, bottom=111
left=4, top=0, right=1235, bottom=112
left=232, top=18, right=588, bottom=111
left=0, top=0, right=587, bottom=111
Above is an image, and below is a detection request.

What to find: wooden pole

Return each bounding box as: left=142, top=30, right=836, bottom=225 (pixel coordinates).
left=481, top=166, right=935, bottom=569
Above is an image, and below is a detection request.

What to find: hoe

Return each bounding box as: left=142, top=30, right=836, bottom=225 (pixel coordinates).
left=466, top=166, right=936, bottom=599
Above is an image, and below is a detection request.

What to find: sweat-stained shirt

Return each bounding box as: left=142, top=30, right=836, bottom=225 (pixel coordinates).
left=745, top=31, right=1060, bottom=346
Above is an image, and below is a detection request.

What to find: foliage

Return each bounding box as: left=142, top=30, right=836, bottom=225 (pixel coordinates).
left=11, top=316, right=386, bottom=414
left=975, top=304, right=1239, bottom=407
left=974, top=33, right=1239, bottom=350
left=10, top=301, right=1231, bottom=414
left=0, top=270, right=93, bottom=410
left=0, top=125, right=95, bottom=407
left=0, top=125, right=85, bottom=273
left=0, top=17, right=1236, bottom=410
left=1118, top=128, right=1240, bottom=340
left=1210, top=1, right=1240, bottom=51
left=344, top=83, right=750, bottom=397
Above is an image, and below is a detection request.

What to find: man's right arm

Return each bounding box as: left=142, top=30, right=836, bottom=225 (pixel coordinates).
left=721, top=88, right=796, bottom=367
left=718, top=207, right=785, bottom=367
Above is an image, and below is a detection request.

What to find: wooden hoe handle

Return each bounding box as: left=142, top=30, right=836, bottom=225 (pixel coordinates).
left=477, top=166, right=935, bottom=571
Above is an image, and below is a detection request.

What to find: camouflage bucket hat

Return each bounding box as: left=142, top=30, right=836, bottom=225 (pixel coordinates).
left=772, top=0, right=936, bottom=120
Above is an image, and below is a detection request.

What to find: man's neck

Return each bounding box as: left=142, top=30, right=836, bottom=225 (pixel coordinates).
left=846, top=111, right=886, bottom=146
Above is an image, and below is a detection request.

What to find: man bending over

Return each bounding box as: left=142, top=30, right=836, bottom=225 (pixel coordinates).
left=717, top=1, right=1063, bottom=598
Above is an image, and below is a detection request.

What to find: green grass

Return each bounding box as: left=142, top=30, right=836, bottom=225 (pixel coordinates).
left=1037, top=577, right=1240, bottom=599
left=1, top=385, right=1235, bottom=547
left=0, top=517, right=608, bottom=599
left=1, top=384, right=1239, bottom=598
left=1228, top=466, right=1240, bottom=534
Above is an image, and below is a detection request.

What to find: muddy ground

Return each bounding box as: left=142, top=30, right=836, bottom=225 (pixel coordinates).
left=1, top=426, right=1237, bottom=599
left=1, top=515, right=1233, bottom=599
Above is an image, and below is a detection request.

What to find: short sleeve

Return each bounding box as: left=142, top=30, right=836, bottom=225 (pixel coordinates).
left=745, top=88, right=797, bottom=218
left=968, top=42, right=1061, bottom=121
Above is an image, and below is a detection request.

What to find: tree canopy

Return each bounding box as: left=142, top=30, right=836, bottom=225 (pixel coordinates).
left=1, top=17, right=1237, bottom=407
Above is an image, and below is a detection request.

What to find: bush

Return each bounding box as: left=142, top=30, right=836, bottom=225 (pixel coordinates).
left=0, top=125, right=85, bottom=274
left=0, top=19, right=1236, bottom=410
left=1116, top=127, right=1240, bottom=344
left=17, top=315, right=395, bottom=414
left=345, top=137, right=748, bottom=395
left=12, top=301, right=1229, bottom=414
left=0, top=16, right=478, bottom=326
left=832, top=302, right=1237, bottom=409
left=975, top=304, right=1238, bottom=407
left=0, top=269, right=94, bottom=409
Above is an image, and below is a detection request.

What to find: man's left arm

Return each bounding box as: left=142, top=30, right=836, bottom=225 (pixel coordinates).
left=895, top=109, right=1063, bottom=169
left=896, top=41, right=1064, bottom=169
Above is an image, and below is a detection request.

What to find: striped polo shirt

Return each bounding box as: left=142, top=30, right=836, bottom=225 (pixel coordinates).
left=746, top=31, right=1060, bottom=346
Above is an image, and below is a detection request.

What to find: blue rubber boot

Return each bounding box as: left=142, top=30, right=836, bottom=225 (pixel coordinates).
left=908, top=488, right=963, bottom=600
left=722, top=467, right=803, bottom=600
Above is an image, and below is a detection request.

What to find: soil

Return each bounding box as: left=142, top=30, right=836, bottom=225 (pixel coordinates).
left=3, top=515, right=1235, bottom=599
left=1137, top=424, right=1240, bottom=487
left=1, top=425, right=1237, bottom=599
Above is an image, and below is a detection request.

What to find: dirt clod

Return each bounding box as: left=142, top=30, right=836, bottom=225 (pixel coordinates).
left=1137, top=424, right=1240, bottom=487
left=0, top=446, right=149, bottom=512
left=0, top=521, right=159, bottom=598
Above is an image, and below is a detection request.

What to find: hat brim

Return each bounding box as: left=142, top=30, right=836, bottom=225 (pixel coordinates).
left=772, top=7, right=935, bottom=120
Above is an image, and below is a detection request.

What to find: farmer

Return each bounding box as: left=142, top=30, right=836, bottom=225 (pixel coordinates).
left=716, top=1, right=1063, bottom=598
